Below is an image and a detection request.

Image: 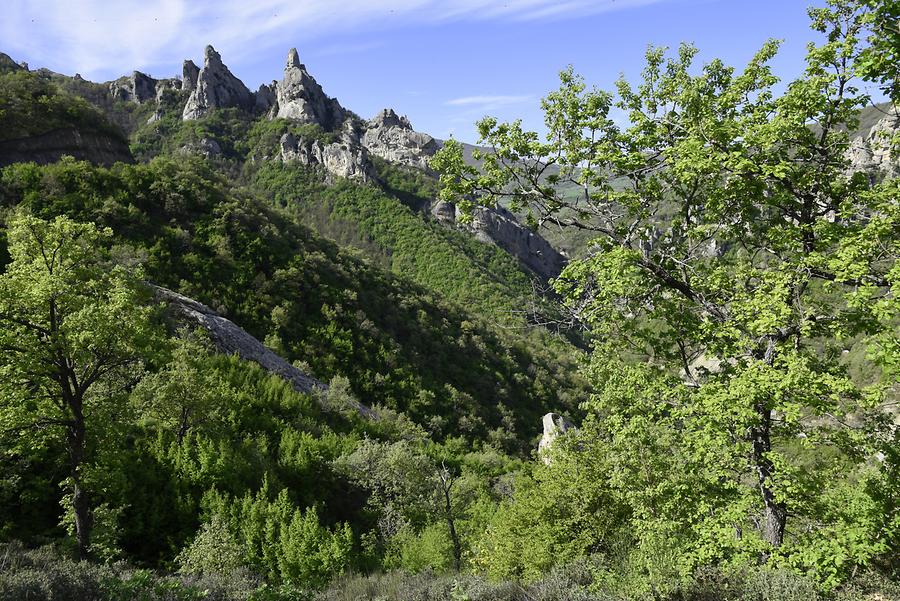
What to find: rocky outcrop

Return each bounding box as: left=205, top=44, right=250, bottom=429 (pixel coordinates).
left=0, top=52, right=24, bottom=73
left=362, top=109, right=439, bottom=170
left=108, top=71, right=159, bottom=104
left=181, top=59, right=200, bottom=93
left=273, top=48, right=345, bottom=129
left=153, top=286, right=376, bottom=418
left=0, top=128, right=133, bottom=167
left=538, top=412, right=574, bottom=464
left=255, top=82, right=277, bottom=113
left=847, top=106, right=899, bottom=181
left=183, top=45, right=254, bottom=120
left=279, top=121, right=373, bottom=183
left=470, top=206, right=567, bottom=280
left=178, top=137, right=222, bottom=159
left=428, top=201, right=566, bottom=280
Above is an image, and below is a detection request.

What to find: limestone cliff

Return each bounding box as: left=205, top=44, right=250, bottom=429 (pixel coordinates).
left=182, top=45, right=254, bottom=120
left=279, top=120, right=373, bottom=183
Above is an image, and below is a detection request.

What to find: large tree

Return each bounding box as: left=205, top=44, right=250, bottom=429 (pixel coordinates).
left=0, top=213, right=158, bottom=559
left=433, top=0, right=898, bottom=579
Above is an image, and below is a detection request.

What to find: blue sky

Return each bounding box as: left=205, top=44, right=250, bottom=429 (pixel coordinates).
left=2, top=0, right=873, bottom=142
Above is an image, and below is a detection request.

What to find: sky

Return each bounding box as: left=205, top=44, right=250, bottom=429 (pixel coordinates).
left=1, top=0, right=876, bottom=143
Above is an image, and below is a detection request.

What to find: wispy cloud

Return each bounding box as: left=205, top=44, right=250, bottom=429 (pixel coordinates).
left=2, top=0, right=674, bottom=80
left=445, top=95, right=534, bottom=107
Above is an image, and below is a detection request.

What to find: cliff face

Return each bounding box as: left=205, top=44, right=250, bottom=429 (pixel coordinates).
left=0, top=127, right=133, bottom=167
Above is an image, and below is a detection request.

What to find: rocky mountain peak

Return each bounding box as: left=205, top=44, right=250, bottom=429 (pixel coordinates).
left=362, top=108, right=437, bottom=171
left=274, top=47, right=345, bottom=128
left=370, top=108, right=412, bottom=130
left=182, top=59, right=200, bottom=93
left=286, top=47, right=302, bottom=70
left=203, top=44, right=222, bottom=66
left=847, top=105, right=899, bottom=181
left=183, top=45, right=254, bottom=120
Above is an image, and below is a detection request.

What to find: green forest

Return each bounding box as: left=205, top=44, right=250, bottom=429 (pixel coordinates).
left=0, top=0, right=898, bottom=600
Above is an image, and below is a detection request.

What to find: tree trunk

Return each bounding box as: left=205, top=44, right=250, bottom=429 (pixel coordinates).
left=751, top=403, right=786, bottom=549
left=439, top=467, right=462, bottom=571
left=67, top=403, right=92, bottom=560
left=750, top=337, right=787, bottom=550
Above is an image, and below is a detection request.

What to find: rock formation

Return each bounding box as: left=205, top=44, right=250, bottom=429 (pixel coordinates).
left=538, top=412, right=575, bottom=464
left=181, top=59, right=200, bottom=93
left=108, top=71, right=159, bottom=104
left=255, top=82, right=277, bottom=113
left=279, top=121, right=373, bottom=183
left=273, top=48, right=345, bottom=128
left=428, top=200, right=567, bottom=280
left=153, top=285, right=376, bottom=418
left=847, top=106, right=899, bottom=181
left=0, top=52, right=24, bottom=73
left=182, top=45, right=254, bottom=120
left=362, top=109, right=439, bottom=170
left=178, top=137, right=222, bottom=159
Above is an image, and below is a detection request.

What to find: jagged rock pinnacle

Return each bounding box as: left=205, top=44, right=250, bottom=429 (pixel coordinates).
left=204, top=45, right=221, bottom=65
left=182, top=45, right=253, bottom=120
left=286, top=48, right=302, bottom=70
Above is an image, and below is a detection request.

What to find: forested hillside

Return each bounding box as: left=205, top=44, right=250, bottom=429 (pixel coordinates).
left=0, top=1, right=898, bottom=600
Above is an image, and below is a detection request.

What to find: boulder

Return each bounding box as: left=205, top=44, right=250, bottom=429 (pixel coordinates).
left=182, top=45, right=254, bottom=120
left=362, top=108, right=439, bottom=170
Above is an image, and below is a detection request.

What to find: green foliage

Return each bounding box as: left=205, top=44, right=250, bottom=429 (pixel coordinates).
left=0, top=212, right=162, bottom=557
left=0, top=156, right=584, bottom=446
left=203, top=484, right=354, bottom=588
left=434, top=0, right=899, bottom=589
left=177, top=514, right=246, bottom=577
left=0, top=70, right=125, bottom=141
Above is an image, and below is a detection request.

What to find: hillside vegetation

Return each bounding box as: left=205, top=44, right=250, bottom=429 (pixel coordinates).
left=1, top=1, right=899, bottom=600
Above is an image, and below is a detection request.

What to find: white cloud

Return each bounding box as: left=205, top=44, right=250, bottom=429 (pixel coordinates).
left=445, top=95, right=534, bottom=107
left=2, top=0, right=672, bottom=80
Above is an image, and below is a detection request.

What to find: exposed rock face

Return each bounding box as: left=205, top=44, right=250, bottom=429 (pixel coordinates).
left=469, top=206, right=567, bottom=280
left=181, top=59, right=200, bottom=93
left=0, top=52, right=24, bottom=73
left=108, top=71, right=158, bottom=104
left=183, top=46, right=254, bottom=120
left=538, top=412, right=574, bottom=464
left=255, top=82, right=277, bottom=113
left=847, top=107, right=899, bottom=181
left=428, top=201, right=566, bottom=280
left=153, top=286, right=375, bottom=418
left=0, top=128, right=133, bottom=167
left=274, top=48, right=345, bottom=128
left=430, top=200, right=457, bottom=224
left=362, top=109, right=438, bottom=170
left=179, top=137, right=222, bottom=159
left=279, top=122, right=373, bottom=183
